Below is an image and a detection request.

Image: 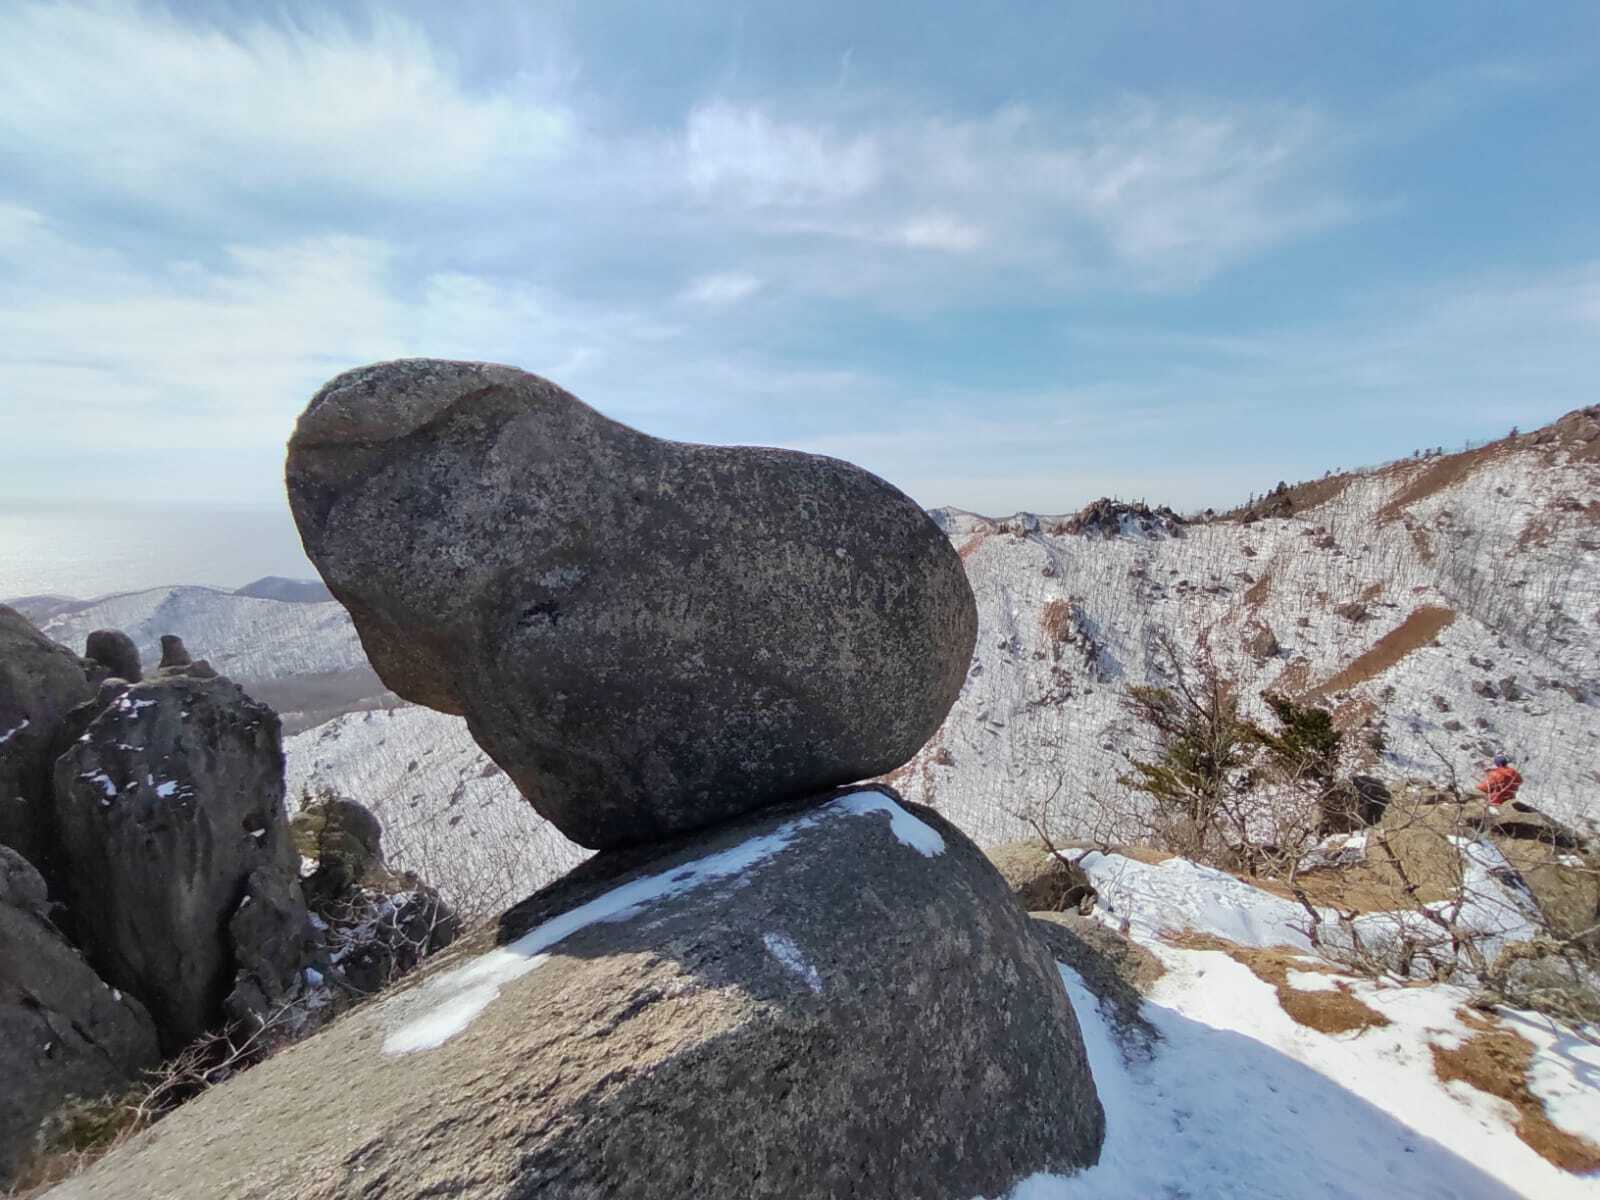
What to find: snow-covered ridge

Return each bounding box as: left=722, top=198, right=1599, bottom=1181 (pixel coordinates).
left=898, top=422, right=1600, bottom=844
left=34, top=584, right=365, bottom=681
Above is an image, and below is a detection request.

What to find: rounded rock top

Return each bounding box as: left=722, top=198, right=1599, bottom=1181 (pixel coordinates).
left=286, top=359, right=978, bottom=850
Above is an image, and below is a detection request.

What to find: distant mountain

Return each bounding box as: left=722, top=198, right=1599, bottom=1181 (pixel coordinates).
left=895, top=407, right=1600, bottom=841
left=36, top=584, right=365, bottom=686
left=234, top=576, right=334, bottom=604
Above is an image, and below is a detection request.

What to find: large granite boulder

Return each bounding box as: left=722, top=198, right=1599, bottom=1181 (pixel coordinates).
left=1, top=846, right=159, bottom=1186
left=51, top=675, right=309, bottom=1051
left=0, top=607, right=93, bottom=876
left=47, top=787, right=1103, bottom=1200
left=285, top=360, right=977, bottom=849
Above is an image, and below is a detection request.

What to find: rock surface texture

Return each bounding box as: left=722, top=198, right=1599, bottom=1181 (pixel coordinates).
left=82, top=630, right=141, bottom=684
left=285, top=359, right=977, bottom=849
left=51, top=675, right=307, bottom=1051
left=0, top=846, right=159, bottom=1186
left=46, top=788, right=1104, bottom=1200
left=0, top=607, right=93, bottom=876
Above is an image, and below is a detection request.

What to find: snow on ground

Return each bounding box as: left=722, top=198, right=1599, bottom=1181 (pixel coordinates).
left=1005, top=946, right=1600, bottom=1199
left=908, top=437, right=1600, bottom=844
left=1082, top=846, right=1542, bottom=983
left=380, top=788, right=939, bottom=1054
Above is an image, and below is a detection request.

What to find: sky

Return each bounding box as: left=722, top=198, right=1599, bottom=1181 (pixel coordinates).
left=2, top=0, right=1598, bottom=520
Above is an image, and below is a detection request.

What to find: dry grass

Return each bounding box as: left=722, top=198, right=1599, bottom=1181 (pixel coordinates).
left=1432, top=1015, right=1600, bottom=1172
left=1308, top=605, right=1457, bottom=698
left=1244, top=572, right=1272, bottom=607
left=1163, top=931, right=1391, bottom=1035
left=1040, top=598, right=1072, bottom=643
left=955, top=533, right=985, bottom=562
left=1241, top=860, right=1453, bottom=913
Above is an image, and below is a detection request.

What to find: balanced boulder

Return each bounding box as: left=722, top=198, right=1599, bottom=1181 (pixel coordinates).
left=0, top=608, right=94, bottom=875
left=47, top=787, right=1104, bottom=1200
left=157, top=635, right=191, bottom=670
left=83, top=630, right=140, bottom=684
left=0, top=846, right=159, bottom=1186
left=51, top=675, right=308, bottom=1051
left=286, top=360, right=978, bottom=849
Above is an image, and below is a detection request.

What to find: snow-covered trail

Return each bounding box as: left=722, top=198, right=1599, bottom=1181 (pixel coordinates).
left=1010, top=947, right=1600, bottom=1199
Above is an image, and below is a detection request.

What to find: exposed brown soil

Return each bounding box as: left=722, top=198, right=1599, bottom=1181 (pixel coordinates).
left=1244, top=572, right=1272, bottom=608
left=956, top=533, right=985, bottom=562
left=1309, top=605, right=1457, bottom=698
left=1432, top=1018, right=1600, bottom=1172
left=1409, top=525, right=1436, bottom=563
left=1242, top=860, right=1453, bottom=913
left=1272, top=657, right=1314, bottom=697
left=1041, top=598, right=1072, bottom=643
left=1163, top=932, right=1390, bottom=1034
left=1375, top=442, right=1513, bottom=524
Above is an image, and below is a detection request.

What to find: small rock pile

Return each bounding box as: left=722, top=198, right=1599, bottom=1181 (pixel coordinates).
left=49, top=359, right=1105, bottom=1200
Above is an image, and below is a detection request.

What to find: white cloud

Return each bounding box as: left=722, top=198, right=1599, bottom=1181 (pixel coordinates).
left=684, top=101, right=882, bottom=207
left=681, top=272, right=766, bottom=306
left=0, top=2, right=571, bottom=221
left=898, top=216, right=987, bottom=253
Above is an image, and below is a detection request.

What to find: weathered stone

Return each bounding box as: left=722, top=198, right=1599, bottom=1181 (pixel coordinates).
left=223, top=867, right=315, bottom=1032
left=48, top=788, right=1103, bottom=1200
left=292, top=795, right=458, bottom=998
left=0, top=608, right=93, bottom=876
left=0, top=847, right=159, bottom=1186
left=157, top=635, right=191, bottom=669
left=82, top=630, right=140, bottom=684
left=51, top=675, right=305, bottom=1052
left=986, top=838, right=1097, bottom=913
left=286, top=360, right=977, bottom=849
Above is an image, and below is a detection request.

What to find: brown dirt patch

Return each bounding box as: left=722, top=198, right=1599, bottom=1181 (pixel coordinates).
left=1244, top=572, right=1272, bottom=607
left=1308, top=605, right=1457, bottom=698
left=1432, top=1021, right=1600, bottom=1172
left=1272, top=656, right=1314, bottom=697
left=1163, top=932, right=1390, bottom=1035
left=1375, top=443, right=1513, bottom=523
left=1359, top=581, right=1385, bottom=603
left=1241, top=860, right=1452, bottom=913
left=1041, top=598, right=1071, bottom=643
left=1409, top=525, right=1436, bottom=563
left=956, top=533, right=985, bottom=561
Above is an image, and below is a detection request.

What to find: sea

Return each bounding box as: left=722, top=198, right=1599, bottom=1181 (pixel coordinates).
left=0, top=501, right=318, bottom=601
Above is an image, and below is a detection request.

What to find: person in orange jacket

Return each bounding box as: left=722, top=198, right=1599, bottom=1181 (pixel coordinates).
left=1477, top=755, right=1522, bottom=806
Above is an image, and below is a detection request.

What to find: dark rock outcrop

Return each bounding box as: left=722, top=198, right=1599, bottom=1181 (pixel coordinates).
left=82, top=630, right=140, bottom=684
left=987, top=838, right=1097, bottom=913
left=286, top=359, right=978, bottom=849
left=51, top=675, right=307, bottom=1051
left=48, top=788, right=1103, bottom=1200
left=157, top=635, right=191, bottom=669
left=292, top=795, right=458, bottom=997
left=0, top=847, right=159, bottom=1186
left=0, top=607, right=93, bottom=875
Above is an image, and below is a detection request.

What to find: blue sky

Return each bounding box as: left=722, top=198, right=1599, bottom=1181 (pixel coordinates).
left=2, top=0, right=1597, bottom=516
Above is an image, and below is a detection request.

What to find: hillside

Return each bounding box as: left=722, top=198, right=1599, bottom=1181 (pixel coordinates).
left=901, top=409, right=1600, bottom=844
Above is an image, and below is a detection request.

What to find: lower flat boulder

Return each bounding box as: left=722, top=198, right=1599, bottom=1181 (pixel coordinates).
left=48, top=787, right=1104, bottom=1200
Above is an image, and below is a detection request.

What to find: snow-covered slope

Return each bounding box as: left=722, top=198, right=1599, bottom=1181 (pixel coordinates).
left=35, top=585, right=364, bottom=680
left=902, top=412, right=1600, bottom=843
left=283, top=706, right=588, bottom=914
